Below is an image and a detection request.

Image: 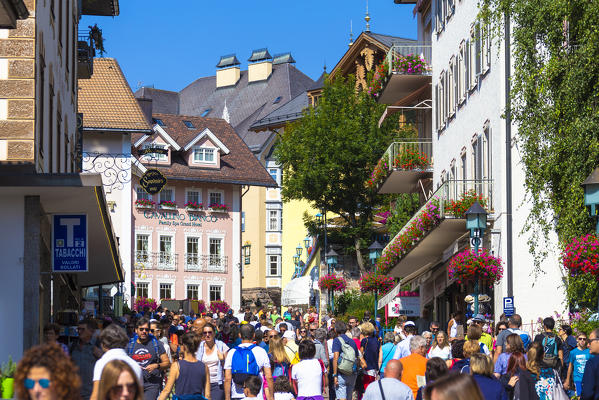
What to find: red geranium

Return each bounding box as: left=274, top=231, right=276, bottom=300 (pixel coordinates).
left=358, top=272, right=395, bottom=294
left=318, top=274, right=347, bottom=291
left=448, top=249, right=503, bottom=285
left=562, top=234, right=599, bottom=279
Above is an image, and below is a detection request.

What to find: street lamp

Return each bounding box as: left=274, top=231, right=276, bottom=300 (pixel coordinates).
left=368, top=240, right=385, bottom=321
left=304, top=236, right=311, bottom=250
left=296, top=244, right=303, bottom=257
left=326, top=248, right=339, bottom=266
left=325, top=248, right=338, bottom=312
left=242, top=242, right=251, bottom=265
left=582, top=167, right=599, bottom=234
left=465, top=201, right=488, bottom=315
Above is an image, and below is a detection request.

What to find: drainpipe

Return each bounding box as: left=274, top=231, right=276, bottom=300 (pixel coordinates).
left=504, top=13, right=514, bottom=298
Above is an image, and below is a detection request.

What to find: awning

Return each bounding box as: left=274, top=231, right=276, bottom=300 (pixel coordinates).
left=281, top=276, right=312, bottom=306
left=0, top=173, right=124, bottom=287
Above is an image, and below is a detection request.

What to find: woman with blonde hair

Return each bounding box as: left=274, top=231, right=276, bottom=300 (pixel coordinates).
left=451, top=339, right=480, bottom=373
left=470, top=354, right=507, bottom=400
left=358, top=322, right=379, bottom=391
left=268, top=336, right=290, bottom=380
left=427, top=330, right=452, bottom=360
left=424, top=372, right=484, bottom=400
left=97, top=360, right=143, bottom=400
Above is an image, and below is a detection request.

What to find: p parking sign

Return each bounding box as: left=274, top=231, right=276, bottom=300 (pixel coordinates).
left=52, top=214, right=88, bottom=272
left=503, top=296, right=515, bottom=317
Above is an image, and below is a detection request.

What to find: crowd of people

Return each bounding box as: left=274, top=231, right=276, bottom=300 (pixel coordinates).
left=12, top=306, right=599, bottom=400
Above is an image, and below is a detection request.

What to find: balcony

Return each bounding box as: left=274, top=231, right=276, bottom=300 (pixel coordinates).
left=134, top=252, right=228, bottom=273
left=377, top=43, right=432, bottom=105
left=133, top=251, right=178, bottom=271
left=80, top=0, right=119, bottom=16
left=378, top=179, right=493, bottom=282
left=368, top=140, right=433, bottom=194
left=183, top=254, right=229, bottom=273
left=78, top=32, right=95, bottom=79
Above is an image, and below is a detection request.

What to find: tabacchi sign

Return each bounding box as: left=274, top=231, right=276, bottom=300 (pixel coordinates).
left=140, top=169, right=167, bottom=195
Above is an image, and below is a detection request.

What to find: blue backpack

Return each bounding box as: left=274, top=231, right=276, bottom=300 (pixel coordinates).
left=271, top=357, right=290, bottom=380
left=231, top=344, right=259, bottom=385
left=127, top=334, right=161, bottom=357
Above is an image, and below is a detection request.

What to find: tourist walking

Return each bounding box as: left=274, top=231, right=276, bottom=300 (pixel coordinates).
left=332, top=321, right=359, bottom=400
left=427, top=330, right=451, bottom=361
left=394, top=322, right=417, bottom=359
left=494, top=334, right=525, bottom=377
left=196, top=323, right=229, bottom=400
left=268, top=336, right=291, bottom=381
left=71, top=319, right=102, bottom=400
left=399, top=336, right=428, bottom=399
left=563, top=332, right=590, bottom=398
left=494, top=315, right=531, bottom=363
left=363, top=360, right=413, bottom=400
left=290, top=340, right=327, bottom=400
left=470, top=354, right=507, bottom=400
left=378, top=332, right=397, bottom=374
left=158, top=332, right=210, bottom=400
left=532, top=318, right=563, bottom=370
left=581, top=328, right=599, bottom=400
left=415, top=357, right=449, bottom=400
left=498, top=352, right=537, bottom=400
left=359, top=322, right=380, bottom=391
left=423, top=373, right=484, bottom=400
left=97, top=360, right=143, bottom=400
left=527, top=341, right=567, bottom=400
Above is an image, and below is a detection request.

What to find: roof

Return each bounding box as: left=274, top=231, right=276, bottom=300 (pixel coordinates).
left=131, top=113, right=276, bottom=187
left=216, top=54, right=241, bottom=68
left=135, top=87, right=179, bottom=115
left=143, top=62, right=314, bottom=155
left=78, top=58, right=152, bottom=132
left=273, top=53, right=296, bottom=65
left=308, top=71, right=327, bottom=91
left=365, top=32, right=416, bottom=48
left=250, top=91, right=309, bottom=131
left=248, top=48, right=272, bottom=62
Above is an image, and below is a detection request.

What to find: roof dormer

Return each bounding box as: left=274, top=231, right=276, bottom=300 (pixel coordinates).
left=183, top=128, right=230, bottom=169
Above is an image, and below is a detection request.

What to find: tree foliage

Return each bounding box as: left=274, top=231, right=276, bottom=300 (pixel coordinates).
left=479, top=0, right=599, bottom=305
left=275, top=75, right=399, bottom=273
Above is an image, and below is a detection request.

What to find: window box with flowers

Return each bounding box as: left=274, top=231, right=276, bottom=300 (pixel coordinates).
left=159, top=200, right=177, bottom=210
left=318, top=274, right=347, bottom=292
left=367, top=148, right=431, bottom=189
left=135, top=199, right=155, bottom=209
left=184, top=201, right=203, bottom=212
left=208, top=203, right=228, bottom=213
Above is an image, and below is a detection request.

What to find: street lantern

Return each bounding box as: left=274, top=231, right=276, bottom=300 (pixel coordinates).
left=293, top=254, right=300, bottom=265
left=368, top=240, right=384, bottom=265
left=326, top=248, right=338, bottom=266
left=582, top=167, right=599, bottom=233
left=296, top=244, right=303, bottom=257
left=304, top=236, right=311, bottom=249
left=465, top=201, right=488, bottom=316
left=315, top=212, right=323, bottom=224
left=242, top=242, right=251, bottom=265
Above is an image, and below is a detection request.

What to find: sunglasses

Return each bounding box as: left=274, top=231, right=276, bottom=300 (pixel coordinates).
left=578, top=337, right=588, bottom=341
left=151, top=329, right=160, bottom=333
left=300, top=330, right=307, bottom=334
left=202, top=331, right=214, bottom=336
left=268, top=335, right=278, bottom=338
left=24, top=379, right=50, bottom=389
left=110, top=383, right=137, bottom=395
left=138, top=327, right=150, bottom=332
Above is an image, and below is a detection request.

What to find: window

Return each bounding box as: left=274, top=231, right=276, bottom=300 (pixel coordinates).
left=269, top=168, right=279, bottom=184
left=136, top=187, right=151, bottom=201
left=434, top=84, right=440, bottom=132
left=186, top=237, right=199, bottom=269
left=435, top=0, right=444, bottom=33
left=268, top=255, right=281, bottom=276
left=460, top=153, right=467, bottom=180
left=241, top=211, right=245, bottom=232
left=481, top=23, right=491, bottom=73
left=186, top=190, right=201, bottom=204
left=209, top=285, right=222, bottom=302
left=135, top=234, right=149, bottom=262
left=183, top=120, right=195, bottom=129
left=469, top=25, right=481, bottom=90
left=159, top=235, right=174, bottom=269
left=446, top=0, right=454, bottom=19
left=142, top=143, right=167, bottom=161
left=159, top=283, right=172, bottom=300
left=209, top=238, right=223, bottom=271
left=187, top=284, right=199, bottom=300
left=458, top=42, right=466, bottom=104
left=209, top=192, right=222, bottom=205
left=448, top=57, right=455, bottom=118
left=273, top=96, right=282, bottom=104
left=483, top=126, right=491, bottom=181
left=193, top=147, right=215, bottom=163
left=201, top=109, right=211, bottom=117
left=473, top=137, right=483, bottom=181
left=137, top=282, right=149, bottom=298
left=268, top=209, right=280, bottom=231
left=159, top=188, right=174, bottom=203
left=153, top=118, right=165, bottom=126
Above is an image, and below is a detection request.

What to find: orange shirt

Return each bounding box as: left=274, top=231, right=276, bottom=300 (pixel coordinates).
left=399, top=353, right=427, bottom=398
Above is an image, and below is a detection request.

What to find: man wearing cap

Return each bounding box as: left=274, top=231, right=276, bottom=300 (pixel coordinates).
left=468, top=314, right=493, bottom=351
left=393, top=321, right=417, bottom=359
left=282, top=330, right=298, bottom=363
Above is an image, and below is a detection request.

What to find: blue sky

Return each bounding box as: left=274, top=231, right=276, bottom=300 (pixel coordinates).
left=82, top=1, right=417, bottom=92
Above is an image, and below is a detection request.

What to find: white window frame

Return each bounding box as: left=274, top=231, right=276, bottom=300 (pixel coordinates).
left=208, top=283, right=224, bottom=302
left=483, top=123, right=492, bottom=181
left=207, top=234, right=225, bottom=272
left=142, top=142, right=168, bottom=162
left=159, top=187, right=174, bottom=204
left=186, top=283, right=200, bottom=300
left=267, top=209, right=281, bottom=231
left=435, top=0, right=444, bottom=34
left=446, top=0, right=454, bottom=20
left=135, top=186, right=152, bottom=202
left=208, top=190, right=224, bottom=206
left=268, top=168, right=280, bottom=186
left=192, top=146, right=217, bottom=165
left=458, top=41, right=466, bottom=104
left=267, top=254, right=281, bottom=277
left=469, top=26, right=479, bottom=90
left=135, top=233, right=152, bottom=264
left=438, top=72, right=446, bottom=128
left=448, top=56, right=455, bottom=118
left=460, top=150, right=467, bottom=180
left=136, top=280, right=151, bottom=299
left=158, top=281, right=174, bottom=300
left=158, top=233, right=175, bottom=270
left=185, top=188, right=202, bottom=205
left=481, top=23, right=491, bottom=74
left=184, top=234, right=202, bottom=271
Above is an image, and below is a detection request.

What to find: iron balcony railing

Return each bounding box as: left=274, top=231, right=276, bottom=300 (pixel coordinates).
left=134, top=251, right=178, bottom=271
left=383, top=139, right=434, bottom=172
left=184, top=254, right=228, bottom=273
left=386, top=42, right=432, bottom=75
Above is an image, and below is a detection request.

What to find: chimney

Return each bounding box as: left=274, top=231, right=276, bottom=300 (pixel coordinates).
left=272, top=52, right=296, bottom=65
left=248, top=48, right=273, bottom=83
left=216, top=54, right=241, bottom=88
left=136, top=97, right=153, bottom=125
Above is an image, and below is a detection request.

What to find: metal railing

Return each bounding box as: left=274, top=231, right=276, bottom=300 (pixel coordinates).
left=386, top=42, right=432, bottom=75
left=184, top=254, right=228, bottom=273
left=382, top=139, right=434, bottom=172
left=133, top=251, right=178, bottom=271
left=135, top=252, right=228, bottom=273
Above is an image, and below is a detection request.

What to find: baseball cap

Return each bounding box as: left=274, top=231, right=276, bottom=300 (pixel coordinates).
left=472, top=314, right=486, bottom=322
left=282, top=330, right=296, bottom=340
left=404, top=321, right=416, bottom=327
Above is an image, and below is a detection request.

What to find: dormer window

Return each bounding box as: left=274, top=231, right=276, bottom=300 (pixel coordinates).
left=201, top=109, right=211, bottom=117
left=183, top=120, right=195, bottom=129
left=193, top=147, right=216, bottom=164
left=142, top=143, right=168, bottom=162
left=153, top=118, right=165, bottom=126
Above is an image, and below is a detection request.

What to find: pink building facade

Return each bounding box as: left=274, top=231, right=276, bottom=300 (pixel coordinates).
left=131, top=114, right=275, bottom=311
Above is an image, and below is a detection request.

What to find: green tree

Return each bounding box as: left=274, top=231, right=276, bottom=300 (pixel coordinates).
left=479, top=0, right=599, bottom=305
left=275, top=75, right=398, bottom=273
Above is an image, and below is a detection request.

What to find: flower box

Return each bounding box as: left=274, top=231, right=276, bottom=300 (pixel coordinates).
left=184, top=201, right=203, bottom=211
left=359, top=273, right=395, bottom=294
left=209, top=204, right=228, bottom=212
left=135, top=199, right=155, bottom=209
left=563, top=234, right=599, bottom=279
left=159, top=200, right=177, bottom=210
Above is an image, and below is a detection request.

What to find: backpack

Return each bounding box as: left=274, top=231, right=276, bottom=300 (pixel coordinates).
left=337, top=337, right=357, bottom=375
left=271, top=358, right=290, bottom=380
left=286, top=346, right=300, bottom=365
left=231, top=344, right=260, bottom=385
left=541, top=333, right=559, bottom=368
left=509, top=329, right=531, bottom=351
left=127, top=334, right=161, bottom=357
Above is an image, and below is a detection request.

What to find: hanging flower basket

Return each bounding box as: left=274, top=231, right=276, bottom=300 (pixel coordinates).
left=318, top=274, right=347, bottom=291
left=366, top=62, right=389, bottom=99
left=448, top=249, right=503, bottom=285
left=133, top=296, right=157, bottom=312
left=562, top=234, right=599, bottom=279
left=209, top=300, right=230, bottom=314
left=358, top=272, right=395, bottom=294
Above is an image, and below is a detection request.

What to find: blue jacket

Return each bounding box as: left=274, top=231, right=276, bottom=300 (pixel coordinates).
left=473, top=374, right=507, bottom=400
left=582, top=354, right=599, bottom=400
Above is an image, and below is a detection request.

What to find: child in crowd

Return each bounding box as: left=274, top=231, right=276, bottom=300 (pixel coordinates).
left=243, top=376, right=263, bottom=400
left=273, top=376, right=295, bottom=400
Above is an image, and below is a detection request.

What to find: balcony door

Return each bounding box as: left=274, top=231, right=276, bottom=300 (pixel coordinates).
left=209, top=238, right=223, bottom=271
left=159, top=235, right=174, bottom=269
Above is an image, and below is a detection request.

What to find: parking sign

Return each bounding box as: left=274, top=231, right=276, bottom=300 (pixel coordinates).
left=503, top=296, right=515, bottom=317
left=52, top=214, right=88, bottom=272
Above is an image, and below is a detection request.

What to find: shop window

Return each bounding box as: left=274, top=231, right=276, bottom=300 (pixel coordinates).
left=159, top=283, right=172, bottom=299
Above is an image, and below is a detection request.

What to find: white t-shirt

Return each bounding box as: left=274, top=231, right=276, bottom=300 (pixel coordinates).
left=327, top=339, right=334, bottom=360
left=427, top=345, right=452, bottom=360
left=93, top=348, right=143, bottom=382
left=224, top=343, right=270, bottom=399
left=274, top=392, right=295, bottom=400
left=393, top=335, right=413, bottom=359
left=291, top=359, right=323, bottom=397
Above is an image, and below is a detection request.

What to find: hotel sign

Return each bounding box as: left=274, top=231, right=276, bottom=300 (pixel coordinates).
left=142, top=210, right=221, bottom=227
left=140, top=169, right=167, bottom=195
left=52, top=214, right=88, bottom=272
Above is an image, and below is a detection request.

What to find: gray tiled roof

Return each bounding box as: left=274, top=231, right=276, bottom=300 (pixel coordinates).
left=308, top=71, right=327, bottom=91
left=273, top=53, right=296, bottom=65
left=250, top=91, right=309, bottom=130
left=366, top=32, right=417, bottom=48
left=248, top=48, right=272, bottom=62
left=134, top=87, right=179, bottom=114
left=216, top=54, right=241, bottom=68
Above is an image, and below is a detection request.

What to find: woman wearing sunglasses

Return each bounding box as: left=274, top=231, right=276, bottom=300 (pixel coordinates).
left=195, top=323, right=229, bottom=400
left=97, top=360, right=143, bottom=400
left=15, top=343, right=81, bottom=400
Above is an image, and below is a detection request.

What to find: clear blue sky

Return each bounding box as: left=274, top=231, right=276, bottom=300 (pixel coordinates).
left=82, top=1, right=417, bottom=92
